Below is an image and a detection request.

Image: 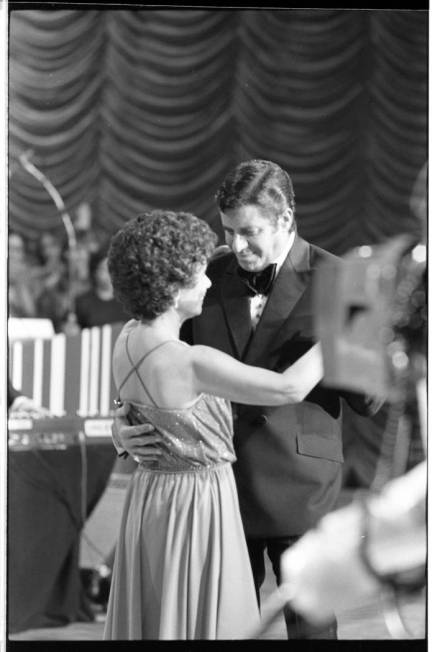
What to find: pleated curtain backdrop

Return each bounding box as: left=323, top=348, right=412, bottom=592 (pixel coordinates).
left=8, top=8, right=428, bottom=488
left=9, top=8, right=427, bottom=252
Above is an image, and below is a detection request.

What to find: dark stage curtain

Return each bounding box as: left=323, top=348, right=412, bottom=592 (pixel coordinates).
left=9, top=8, right=427, bottom=249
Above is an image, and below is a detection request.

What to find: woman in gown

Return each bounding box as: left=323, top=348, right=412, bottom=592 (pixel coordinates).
left=103, top=210, right=324, bottom=640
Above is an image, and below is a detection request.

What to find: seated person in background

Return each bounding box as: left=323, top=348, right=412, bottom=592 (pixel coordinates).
left=67, top=232, right=92, bottom=299
left=33, top=231, right=68, bottom=296
left=36, top=271, right=77, bottom=334
left=73, top=201, right=101, bottom=257
left=8, top=231, right=38, bottom=318
left=8, top=377, right=50, bottom=417
left=74, top=248, right=128, bottom=329
left=32, top=230, right=79, bottom=334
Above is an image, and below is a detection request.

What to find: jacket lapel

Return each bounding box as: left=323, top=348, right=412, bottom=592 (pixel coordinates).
left=244, top=235, right=311, bottom=364
left=220, top=258, right=253, bottom=359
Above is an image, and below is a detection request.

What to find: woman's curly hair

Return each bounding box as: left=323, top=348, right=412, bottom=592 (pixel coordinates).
left=108, top=210, right=217, bottom=320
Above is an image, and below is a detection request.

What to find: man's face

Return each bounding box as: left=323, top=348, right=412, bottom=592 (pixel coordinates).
left=220, top=204, right=293, bottom=271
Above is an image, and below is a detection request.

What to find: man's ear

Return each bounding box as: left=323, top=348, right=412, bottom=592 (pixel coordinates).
left=210, top=244, right=231, bottom=261
left=279, top=208, right=294, bottom=231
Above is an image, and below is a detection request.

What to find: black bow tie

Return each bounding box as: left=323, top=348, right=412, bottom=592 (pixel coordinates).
left=237, top=263, right=277, bottom=296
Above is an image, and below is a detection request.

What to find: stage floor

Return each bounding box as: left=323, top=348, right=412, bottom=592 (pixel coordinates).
left=8, top=573, right=426, bottom=642
left=8, top=472, right=427, bottom=642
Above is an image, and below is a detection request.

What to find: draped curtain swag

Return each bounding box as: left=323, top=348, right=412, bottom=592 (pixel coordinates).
left=8, top=9, right=428, bottom=487
left=9, top=8, right=427, bottom=249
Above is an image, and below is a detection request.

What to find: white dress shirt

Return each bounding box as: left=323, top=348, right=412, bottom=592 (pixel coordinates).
left=250, top=231, right=296, bottom=329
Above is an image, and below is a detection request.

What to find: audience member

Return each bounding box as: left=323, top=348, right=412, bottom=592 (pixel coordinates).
left=7, top=376, right=50, bottom=416
left=33, top=231, right=69, bottom=295
left=74, top=248, right=128, bottom=329
left=8, top=231, right=38, bottom=318
left=68, top=233, right=92, bottom=299
left=35, top=271, right=76, bottom=333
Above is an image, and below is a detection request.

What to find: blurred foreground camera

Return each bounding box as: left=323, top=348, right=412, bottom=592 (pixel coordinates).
left=314, top=235, right=426, bottom=401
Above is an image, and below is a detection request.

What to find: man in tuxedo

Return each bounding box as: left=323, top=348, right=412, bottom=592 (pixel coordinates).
left=112, top=159, right=381, bottom=638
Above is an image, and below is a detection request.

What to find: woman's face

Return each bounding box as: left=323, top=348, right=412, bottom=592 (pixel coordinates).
left=176, top=264, right=211, bottom=319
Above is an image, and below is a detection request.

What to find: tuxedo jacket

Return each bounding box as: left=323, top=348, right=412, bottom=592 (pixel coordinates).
left=182, top=235, right=373, bottom=537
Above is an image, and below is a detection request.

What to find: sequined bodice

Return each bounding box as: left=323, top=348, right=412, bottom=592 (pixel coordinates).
left=113, top=322, right=236, bottom=472
left=128, top=394, right=236, bottom=472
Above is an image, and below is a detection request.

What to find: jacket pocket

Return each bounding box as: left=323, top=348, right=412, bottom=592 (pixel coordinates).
left=295, top=401, right=344, bottom=463
left=296, top=433, right=343, bottom=463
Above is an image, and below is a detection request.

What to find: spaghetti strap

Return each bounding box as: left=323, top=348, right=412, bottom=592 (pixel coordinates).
left=117, top=337, right=187, bottom=407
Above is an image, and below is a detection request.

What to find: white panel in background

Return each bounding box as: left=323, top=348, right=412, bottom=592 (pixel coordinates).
left=79, top=328, right=91, bottom=416
left=32, top=340, right=43, bottom=407
left=49, top=333, right=66, bottom=416
left=11, top=341, right=23, bottom=391
left=89, top=326, right=101, bottom=416
left=100, top=324, right=112, bottom=417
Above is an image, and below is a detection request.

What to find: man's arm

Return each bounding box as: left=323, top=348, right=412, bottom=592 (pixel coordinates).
left=340, top=389, right=385, bottom=417
left=111, top=402, right=164, bottom=462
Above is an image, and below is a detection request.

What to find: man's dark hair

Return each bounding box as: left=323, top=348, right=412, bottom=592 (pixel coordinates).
left=215, top=159, right=296, bottom=225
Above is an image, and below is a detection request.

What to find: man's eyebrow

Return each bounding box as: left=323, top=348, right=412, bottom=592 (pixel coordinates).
left=223, top=225, right=260, bottom=233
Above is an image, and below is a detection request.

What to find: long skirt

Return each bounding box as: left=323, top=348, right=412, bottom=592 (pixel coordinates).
left=103, top=462, right=260, bottom=639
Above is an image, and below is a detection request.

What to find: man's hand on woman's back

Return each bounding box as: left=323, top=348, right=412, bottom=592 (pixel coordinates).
left=112, top=402, right=163, bottom=462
